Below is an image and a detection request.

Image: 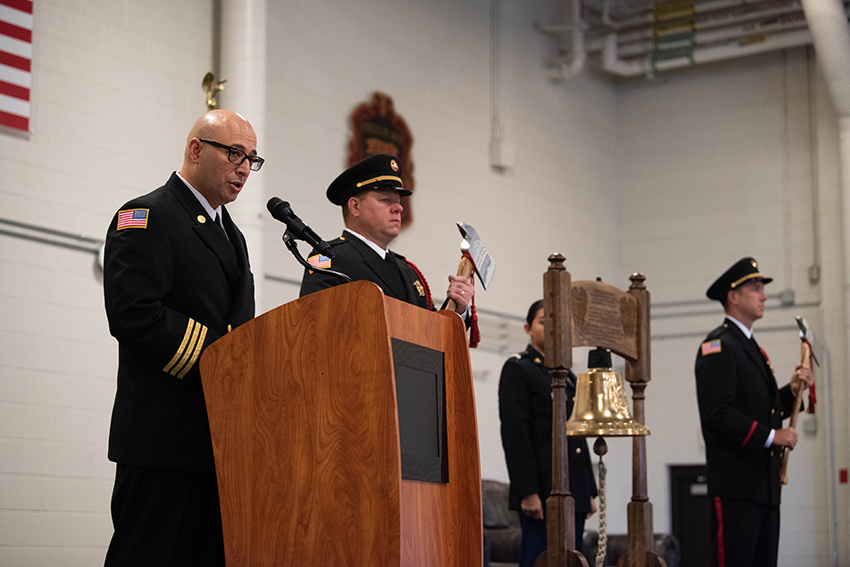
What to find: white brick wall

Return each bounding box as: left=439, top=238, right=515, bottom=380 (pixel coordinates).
left=0, top=0, right=213, bottom=565
left=615, top=49, right=846, bottom=564
left=0, top=0, right=847, bottom=565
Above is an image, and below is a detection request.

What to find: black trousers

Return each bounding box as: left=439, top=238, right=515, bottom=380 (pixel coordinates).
left=711, top=496, right=780, bottom=567
left=104, top=464, right=225, bottom=567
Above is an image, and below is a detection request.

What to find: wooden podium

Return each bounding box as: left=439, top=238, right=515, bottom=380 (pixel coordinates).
left=200, top=281, right=482, bottom=567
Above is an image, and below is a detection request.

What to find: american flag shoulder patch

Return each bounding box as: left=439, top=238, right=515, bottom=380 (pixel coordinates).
left=701, top=339, right=721, bottom=356
left=308, top=254, right=331, bottom=269
left=117, top=208, right=149, bottom=230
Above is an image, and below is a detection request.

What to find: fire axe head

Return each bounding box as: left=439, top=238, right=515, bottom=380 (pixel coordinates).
left=456, top=222, right=496, bottom=290
left=795, top=316, right=823, bottom=367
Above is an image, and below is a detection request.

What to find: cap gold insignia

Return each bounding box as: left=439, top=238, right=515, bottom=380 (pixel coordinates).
left=390, top=159, right=399, bottom=172
left=751, top=259, right=757, bottom=268
left=197, top=215, right=207, bottom=224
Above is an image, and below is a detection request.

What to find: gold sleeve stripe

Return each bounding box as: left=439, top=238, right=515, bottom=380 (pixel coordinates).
left=177, top=325, right=208, bottom=379
left=163, top=319, right=197, bottom=374
left=169, top=322, right=202, bottom=378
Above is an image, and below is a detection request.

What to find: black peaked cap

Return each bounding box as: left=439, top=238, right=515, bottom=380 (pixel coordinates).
left=326, top=154, right=410, bottom=206
left=706, top=257, right=773, bottom=301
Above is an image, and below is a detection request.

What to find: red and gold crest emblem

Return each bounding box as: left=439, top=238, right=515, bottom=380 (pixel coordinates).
left=348, top=92, right=415, bottom=227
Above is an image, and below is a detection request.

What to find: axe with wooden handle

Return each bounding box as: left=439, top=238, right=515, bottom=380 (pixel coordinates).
left=444, top=222, right=495, bottom=312
left=779, top=316, right=822, bottom=484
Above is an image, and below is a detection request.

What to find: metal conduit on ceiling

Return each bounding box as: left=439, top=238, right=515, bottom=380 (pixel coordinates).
left=538, top=0, right=850, bottom=78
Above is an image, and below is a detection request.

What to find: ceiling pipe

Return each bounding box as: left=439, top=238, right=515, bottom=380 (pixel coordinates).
left=602, top=27, right=812, bottom=77
left=607, top=1, right=807, bottom=46
left=537, top=0, right=587, bottom=81
left=601, top=0, right=622, bottom=30
left=797, top=2, right=850, bottom=566
left=592, top=10, right=815, bottom=59
left=800, top=0, right=850, bottom=116
left=592, top=0, right=800, bottom=31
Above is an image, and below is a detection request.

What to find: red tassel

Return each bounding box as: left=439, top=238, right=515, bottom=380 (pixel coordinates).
left=805, top=347, right=816, bottom=414
left=468, top=297, right=480, bottom=349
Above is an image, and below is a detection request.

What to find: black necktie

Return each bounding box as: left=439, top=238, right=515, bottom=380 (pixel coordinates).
left=214, top=213, right=226, bottom=235
left=214, top=213, right=232, bottom=246
left=385, top=252, right=402, bottom=280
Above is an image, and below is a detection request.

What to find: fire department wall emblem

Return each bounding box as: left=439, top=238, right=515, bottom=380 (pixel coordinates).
left=348, top=92, right=415, bottom=227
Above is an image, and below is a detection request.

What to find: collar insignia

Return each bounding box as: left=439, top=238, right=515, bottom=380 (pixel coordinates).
left=413, top=280, right=425, bottom=297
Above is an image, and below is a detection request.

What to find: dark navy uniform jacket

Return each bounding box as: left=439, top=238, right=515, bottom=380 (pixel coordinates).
left=499, top=345, right=598, bottom=513
left=299, top=229, right=431, bottom=309
left=695, top=318, right=795, bottom=505
left=103, top=173, right=255, bottom=474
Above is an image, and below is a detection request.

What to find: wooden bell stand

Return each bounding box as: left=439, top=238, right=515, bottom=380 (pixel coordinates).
left=535, top=253, right=666, bottom=567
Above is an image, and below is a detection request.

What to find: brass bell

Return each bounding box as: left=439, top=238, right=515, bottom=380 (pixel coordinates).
left=565, top=348, right=649, bottom=437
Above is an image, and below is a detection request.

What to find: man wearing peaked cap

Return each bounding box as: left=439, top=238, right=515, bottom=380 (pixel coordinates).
left=695, top=257, right=812, bottom=567
left=300, top=154, right=474, bottom=314
left=102, top=110, right=259, bottom=567
left=705, top=257, right=774, bottom=302
left=325, top=153, right=412, bottom=205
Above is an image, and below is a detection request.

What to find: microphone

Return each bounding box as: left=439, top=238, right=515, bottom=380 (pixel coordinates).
left=267, top=197, right=335, bottom=258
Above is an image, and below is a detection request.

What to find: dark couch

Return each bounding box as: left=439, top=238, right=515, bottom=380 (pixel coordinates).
left=482, top=480, right=522, bottom=567
left=482, top=479, right=679, bottom=567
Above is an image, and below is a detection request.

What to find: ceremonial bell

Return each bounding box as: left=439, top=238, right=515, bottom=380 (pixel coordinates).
left=565, top=347, right=649, bottom=437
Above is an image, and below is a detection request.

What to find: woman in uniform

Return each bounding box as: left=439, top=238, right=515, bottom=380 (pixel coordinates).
left=499, top=300, right=597, bottom=566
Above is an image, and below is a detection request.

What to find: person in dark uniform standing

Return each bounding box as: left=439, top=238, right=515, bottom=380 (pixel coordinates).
left=102, top=109, right=261, bottom=567
left=299, top=154, right=473, bottom=313
left=499, top=300, right=598, bottom=566
left=695, top=257, right=813, bottom=567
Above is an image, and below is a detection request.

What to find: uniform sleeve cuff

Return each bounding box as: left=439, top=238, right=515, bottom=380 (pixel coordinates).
left=764, top=429, right=775, bottom=448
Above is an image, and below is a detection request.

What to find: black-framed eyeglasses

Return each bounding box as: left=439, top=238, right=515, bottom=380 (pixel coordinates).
left=199, top=139, right=265, bottom=171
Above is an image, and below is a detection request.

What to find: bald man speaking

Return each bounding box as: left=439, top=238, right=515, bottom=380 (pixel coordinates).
left=102, top=110, right=262, bottom=566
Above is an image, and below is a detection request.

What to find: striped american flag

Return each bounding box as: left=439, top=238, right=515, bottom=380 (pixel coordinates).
left=701, top=339, right=721, bottom=356
left=117, top=209, right=149, bottom=230
left=0, top=0, right=32, bottom=132
left=308, top=254, right=331, bottom=269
